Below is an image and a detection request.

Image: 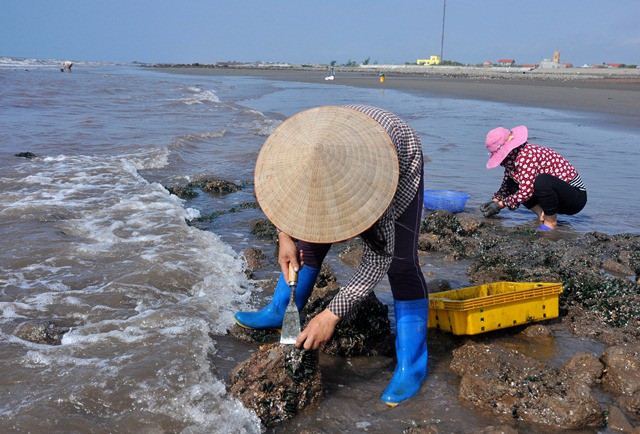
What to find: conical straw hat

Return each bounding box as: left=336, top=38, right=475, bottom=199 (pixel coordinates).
left=255, top=106, right=399, bottom=243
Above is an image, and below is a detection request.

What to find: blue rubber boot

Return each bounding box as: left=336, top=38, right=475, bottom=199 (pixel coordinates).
left=233, top=266, right=320, bottom=329
left=381, top=298, right=429, bottom=406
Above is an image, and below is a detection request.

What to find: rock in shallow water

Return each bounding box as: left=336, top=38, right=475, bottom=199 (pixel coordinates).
left=562, top=352, right=604, bottom=387
left=227, top=264, right=393, bottom=428
left=15, top=152, right=37, bottom=159
left=229, top=344, right=322, bottom=428
left=451, top=342, right=604, bottom=429
left=14, top=320, right=71, bottom=345
left=191, top=177, right=242, bottom=194
left=602, top=345, right=640, bottom=397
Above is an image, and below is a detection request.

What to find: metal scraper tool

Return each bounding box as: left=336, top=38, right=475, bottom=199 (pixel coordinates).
left=280, top=263, right=299, bottom=345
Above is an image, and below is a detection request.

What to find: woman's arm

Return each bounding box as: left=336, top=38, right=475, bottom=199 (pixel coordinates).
left=327, top=210, right=395, bottom=319
left=296, top=213, right=395, bottom=350
left=502, top=150, right=538, bottom=210
left=493, top=171, right=511, bottom=201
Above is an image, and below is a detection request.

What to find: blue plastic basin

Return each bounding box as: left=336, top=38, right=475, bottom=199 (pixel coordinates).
left=423, top=190, right=471, bottom=213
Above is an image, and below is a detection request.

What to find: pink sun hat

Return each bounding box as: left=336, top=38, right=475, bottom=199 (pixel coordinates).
left=485, top=126, right=528, bottom=169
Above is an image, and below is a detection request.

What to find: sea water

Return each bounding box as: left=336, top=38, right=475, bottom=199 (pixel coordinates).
left=1, top=58, right=638, bottom=433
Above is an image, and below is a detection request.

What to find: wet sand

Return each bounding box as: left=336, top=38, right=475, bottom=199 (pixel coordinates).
left=151, top=66, right=640, bottom=122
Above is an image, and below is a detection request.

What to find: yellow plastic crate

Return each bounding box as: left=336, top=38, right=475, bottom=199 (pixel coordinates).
left=428, top=281, right=562, bottom=335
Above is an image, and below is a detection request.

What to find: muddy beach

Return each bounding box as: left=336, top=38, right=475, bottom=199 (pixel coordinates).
left=150, top=64, right=640, bottom=124
left=164, top=176, right=640, bottom=433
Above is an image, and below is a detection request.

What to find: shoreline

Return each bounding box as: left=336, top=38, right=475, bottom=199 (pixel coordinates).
left=149, top=65, right=640, bottom=122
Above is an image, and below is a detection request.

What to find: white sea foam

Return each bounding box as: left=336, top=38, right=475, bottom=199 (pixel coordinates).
left=126, top=320, right=262, bottom=433
left=3, top=148, right=257, bottom=334
left=180, top=86, right=221, bottom=105
left=184, top=207, right=201, bottom=220
left=23, top=350, right=124, bottom=369
left=0, top=303, right=30, bottom=319
left=52, top=311, right=263, bottom=432
left=237, top=108, right=281, bottom=137
left=61, top=326, right=148, bottom=345
left=170, top=130, right=228, bottom=149
left=126, top=146, right=170, bottom=170
left=1, top=146, right=255, bottom=307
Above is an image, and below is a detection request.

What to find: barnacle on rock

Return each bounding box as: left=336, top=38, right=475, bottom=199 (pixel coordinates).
left=229, top=344, right=322, bottom=428
left=284, top=346, right=319, bottom=383
left=189, top=178, right=242, bottom=194
left=249, top=218, right=278, bottom=240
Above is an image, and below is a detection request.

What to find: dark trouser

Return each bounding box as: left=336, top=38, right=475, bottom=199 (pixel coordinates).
left=297, top=172, right=428, bottom=301
left=506, top=174, right=587, bottom=216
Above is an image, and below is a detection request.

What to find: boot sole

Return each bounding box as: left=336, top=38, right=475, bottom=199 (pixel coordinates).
left=233, top=317, right=281, bottom=333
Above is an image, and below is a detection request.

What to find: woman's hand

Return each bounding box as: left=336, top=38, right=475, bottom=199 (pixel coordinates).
left=296, top=308, right=340, bottom=350
left=480, top=200, right=502, bottom=217
left=278, top=231, right=300, bottom=279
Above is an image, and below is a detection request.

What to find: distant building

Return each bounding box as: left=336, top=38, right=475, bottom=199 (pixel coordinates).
left=482, top=61, right=493, bottom=67
left=606, top=63, right=624, bottom=68
left=539, top=50, right=568, bottom=68
left=498, top=59, right=515, bottom=66
left=539, top=59, right=567, bottom=68
left=417, top=55, right=441, bottom=66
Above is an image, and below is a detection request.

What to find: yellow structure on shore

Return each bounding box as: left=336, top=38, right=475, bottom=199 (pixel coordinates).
left=539, top=50, right=567, bottom=69
left=417, top=55, right=441, bottom=66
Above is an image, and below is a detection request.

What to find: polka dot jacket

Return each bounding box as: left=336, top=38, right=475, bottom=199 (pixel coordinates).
left=494, top=143, right=586, bottom=210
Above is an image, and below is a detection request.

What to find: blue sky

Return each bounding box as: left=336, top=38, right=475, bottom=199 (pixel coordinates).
left=2, top=0, right=639, bottom=66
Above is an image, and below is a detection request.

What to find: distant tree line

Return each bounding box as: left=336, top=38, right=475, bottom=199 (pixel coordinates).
left=329, top=58, right=379, bottom=67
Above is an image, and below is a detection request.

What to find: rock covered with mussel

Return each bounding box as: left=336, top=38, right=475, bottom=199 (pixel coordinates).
left=227, top=263, right=393, bottom=427
left=11, top=319, right=71, bottom=345
left=450, top=340, right=604, bottom=429
left=229, top=344, right=322, bottom=428
left=165, top=176, right=244, bottom=199
left=448, top=338, right=640, bottom=430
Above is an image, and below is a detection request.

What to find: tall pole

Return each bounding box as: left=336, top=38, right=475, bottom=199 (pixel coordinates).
left=440, top=0, right=446, bottom=62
